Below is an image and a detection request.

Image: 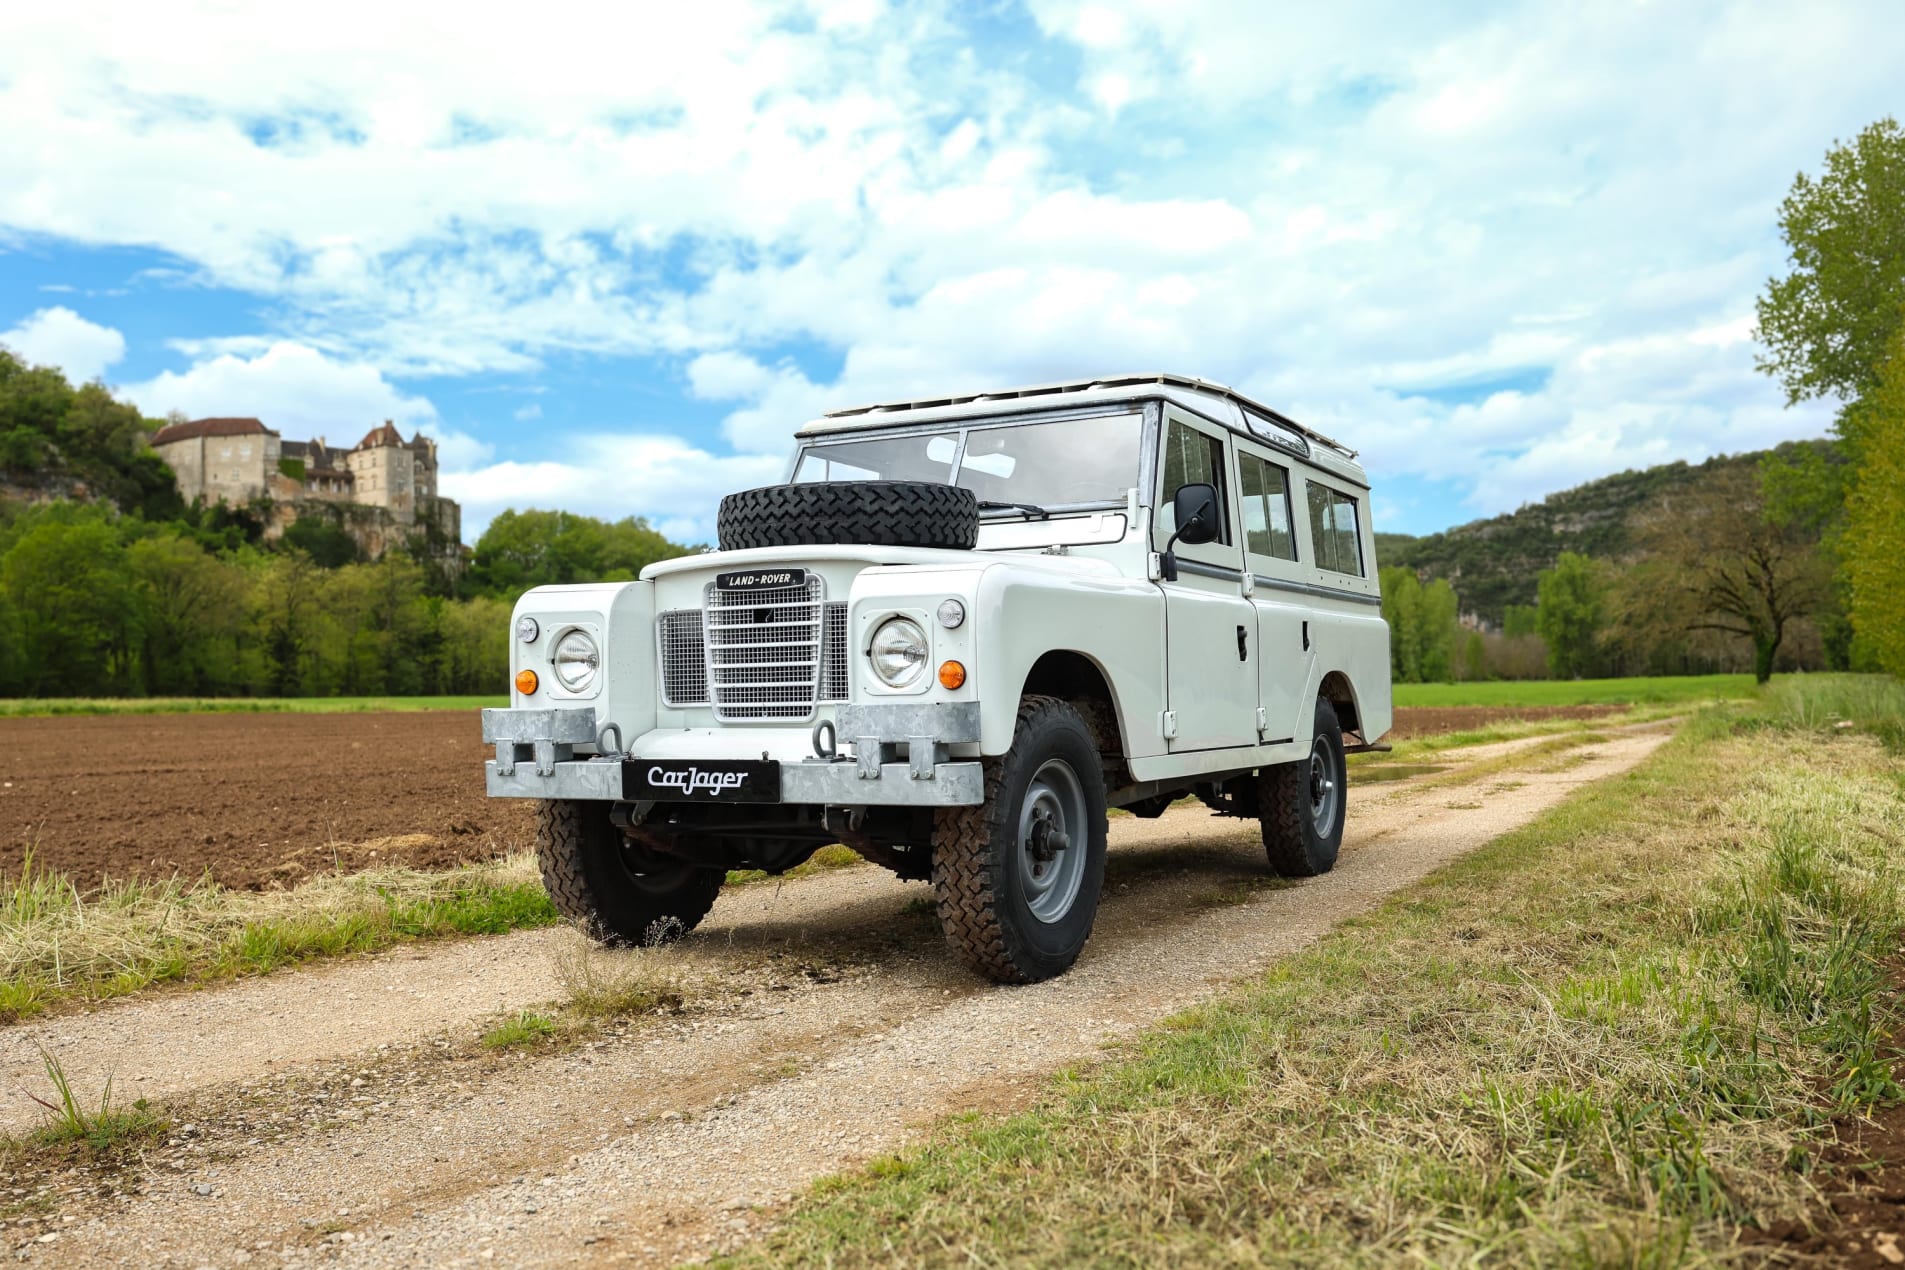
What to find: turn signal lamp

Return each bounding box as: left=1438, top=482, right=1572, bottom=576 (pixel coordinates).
left=938, top=660, right=967, bottom=689
left=515, top=668, right=539, bottom=695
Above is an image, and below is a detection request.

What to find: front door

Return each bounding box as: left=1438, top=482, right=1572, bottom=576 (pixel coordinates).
left=1156, top=411, right=1257, bottom=752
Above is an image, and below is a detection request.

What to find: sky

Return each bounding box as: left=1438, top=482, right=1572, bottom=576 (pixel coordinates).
left=0, top=1, right=1895, bottom=545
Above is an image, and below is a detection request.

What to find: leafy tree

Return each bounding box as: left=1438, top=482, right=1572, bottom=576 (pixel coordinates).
left=283, top=515, right=361, bottom=568
left=1502, top=604, right=1539, bottom=639
left=1756, top=118, right=1905, bottom=407
left=1633, top=468, right=1828, bottom=684
left=1535, top=552, right=1604, bottom=678
left=1379, top=567, right=1461, bottom=683
left=1842, top=330, right=1905, bottom=675
left=0, top=514, right=137, bottom=694
left=468, top=509, right=687, bottom=597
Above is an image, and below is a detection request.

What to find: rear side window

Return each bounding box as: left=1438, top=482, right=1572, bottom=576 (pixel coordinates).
left=1306, top=483, right=1363, bottom=576
left=1239, top=453, right=1297, bottom=561
left=1157, top=419, right=1230, bottom=545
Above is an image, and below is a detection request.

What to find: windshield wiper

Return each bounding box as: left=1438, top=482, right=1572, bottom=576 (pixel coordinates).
left=977, top=500, right=1052, bottom=521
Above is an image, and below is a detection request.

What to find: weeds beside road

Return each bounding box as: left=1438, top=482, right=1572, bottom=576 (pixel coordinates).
left=730, top=679, right=1905, bottom=1267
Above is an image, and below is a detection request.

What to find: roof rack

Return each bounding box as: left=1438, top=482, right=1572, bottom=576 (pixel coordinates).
left=823, top=372, right=1357, bottom=460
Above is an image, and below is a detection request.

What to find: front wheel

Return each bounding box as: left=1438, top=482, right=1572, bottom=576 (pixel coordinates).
left=1258, top=696, right=1348, bottom=878
left=932, top=696, right=1109, bottom=984
left=534, top=800, right=724, bottom=945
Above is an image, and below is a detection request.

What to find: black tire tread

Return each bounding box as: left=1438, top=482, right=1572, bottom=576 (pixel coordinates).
left=717, top=481, right=980, bottom=552
left=1257, top=698, right=1346, bottom=878
left=534, top=800, right=722, bottom=945
left=932, top=695, right=1105, bottom=984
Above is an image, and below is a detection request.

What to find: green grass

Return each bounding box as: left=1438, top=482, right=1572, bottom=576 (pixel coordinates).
left=725, top=681, right=1905, bottom=1267
left=0, top=694, right=506, bottom=718
left=2, top=852, right=559, bottom=1023
left=725, top=842, right=864, bottom=887
left=14, top=1049, right=166, bottom=1153
left=480, top=1009, right=560, bottom=1050
left=1393, top=672, right=1762, bottom=709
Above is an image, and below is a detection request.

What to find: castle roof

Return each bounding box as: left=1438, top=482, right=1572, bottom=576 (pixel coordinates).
left=152, top=417, right=275, bottom=446
left=357, top=421, right=405, bottom=449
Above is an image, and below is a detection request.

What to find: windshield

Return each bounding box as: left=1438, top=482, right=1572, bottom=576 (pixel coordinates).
left=792, top=412, right=1140, bottom=511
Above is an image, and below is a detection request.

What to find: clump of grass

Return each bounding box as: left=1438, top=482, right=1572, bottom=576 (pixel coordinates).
left=1, top=852, right=559, bottom=1022
left=727, top=842, right=864, bottom=887
left=1756, top=673, right=1905, bottom=752
left=19, top=1049, right=165, bottom=1152
left=553, top=936, right=685, bottom=1018
left=481, top=1010, right=559, bottom=1050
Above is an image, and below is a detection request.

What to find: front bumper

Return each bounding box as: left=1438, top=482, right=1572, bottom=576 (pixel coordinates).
left=480, top=704, right=985, bottom=806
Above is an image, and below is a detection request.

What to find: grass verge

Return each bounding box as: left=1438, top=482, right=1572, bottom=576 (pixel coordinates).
left=0, top=695, right=506, bottom=717
left=1392, top=672, right=1761, bottom=709
left=727, top=685, right=1905, bottom=1267
left=2, top=852, right=558, bottom=1023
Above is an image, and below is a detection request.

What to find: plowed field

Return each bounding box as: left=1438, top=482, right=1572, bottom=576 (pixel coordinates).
left=0, top=704, right=1623, bottom=889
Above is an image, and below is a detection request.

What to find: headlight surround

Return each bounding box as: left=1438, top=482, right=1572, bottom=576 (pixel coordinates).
left=869, top=617, right=930, bottom=689
left=551, top=628, right=600, bottom=692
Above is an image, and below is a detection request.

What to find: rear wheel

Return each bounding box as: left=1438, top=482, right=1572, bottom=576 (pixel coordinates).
left=534, top=800, right=723, bottom=945
left=932, top=697, right=1108, bottom=984
left=1258, top=696, right=1347, bottom=878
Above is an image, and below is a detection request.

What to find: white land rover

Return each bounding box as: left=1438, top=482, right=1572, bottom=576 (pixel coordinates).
left=483, top=374, right=1393, bottom=983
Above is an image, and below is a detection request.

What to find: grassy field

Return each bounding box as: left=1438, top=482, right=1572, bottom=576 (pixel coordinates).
left=0, top=695, right=508, bottom=717
left=725, top=676, right=1905, bottom=1267
left=1392, top=672, right=1763, bottom=708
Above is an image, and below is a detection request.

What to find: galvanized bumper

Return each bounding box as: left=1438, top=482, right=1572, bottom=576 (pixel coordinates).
left=479, top=704, right=985, bottom=806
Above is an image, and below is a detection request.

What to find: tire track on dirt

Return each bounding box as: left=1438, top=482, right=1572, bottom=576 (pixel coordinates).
left=6, top=726, right=1670, bottom=1267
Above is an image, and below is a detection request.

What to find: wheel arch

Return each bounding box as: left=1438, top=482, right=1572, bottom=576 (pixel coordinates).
left=1317, top=669, right=1362, bottom=736
left=1019, top=649, right=1130, bottom=784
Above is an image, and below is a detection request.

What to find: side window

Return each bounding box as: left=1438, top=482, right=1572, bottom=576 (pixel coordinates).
left=1239, top=453, right=1297, bottom=561
left=1306, top=482, right=1364, bottom=576
left=1157, top=418, right=1229, bottom=545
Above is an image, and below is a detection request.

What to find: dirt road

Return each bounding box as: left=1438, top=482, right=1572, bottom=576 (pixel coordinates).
left=1, top=725, right=1670, bottom=1267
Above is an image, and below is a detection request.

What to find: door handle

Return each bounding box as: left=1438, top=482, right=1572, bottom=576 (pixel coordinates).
left=1302, top=621, right=1310, bottom=652
left=1236, top=625, right=1249, bottom=661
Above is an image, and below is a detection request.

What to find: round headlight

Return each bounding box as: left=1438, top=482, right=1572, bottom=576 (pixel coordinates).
left=551, top=629, right=600, bottom=691
left=516, top=616, right=540, bottom=644
left=869, top=617, right=929, bottom=689
left=936, top=599, right=966, bottom=629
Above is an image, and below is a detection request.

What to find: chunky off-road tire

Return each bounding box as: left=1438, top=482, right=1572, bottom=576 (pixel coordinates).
left=931, top=696, right=1108, bottom=984
left=1257, top=696, right=1348, bottom=878
left=534, top=800, right=723, bottom=945
left=717, top=481, right=980, bottom=552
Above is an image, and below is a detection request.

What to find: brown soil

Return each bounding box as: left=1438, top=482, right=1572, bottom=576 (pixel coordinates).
left=1383, top=703, right=1624, bottom=739
left=0, top=711, right=530, bottom=890
left=0, top=704, right=1614, bottom=892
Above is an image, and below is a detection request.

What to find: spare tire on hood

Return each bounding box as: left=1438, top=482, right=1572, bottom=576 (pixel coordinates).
left=717, top=481, right=980, bottom=552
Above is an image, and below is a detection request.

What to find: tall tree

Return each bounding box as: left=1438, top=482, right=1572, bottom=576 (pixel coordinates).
left=1756, top=117, right=1905, bottom=408
left=1841, top=329, right=1905, bottom=675
left=1536, top=552, right=1604, bottom=679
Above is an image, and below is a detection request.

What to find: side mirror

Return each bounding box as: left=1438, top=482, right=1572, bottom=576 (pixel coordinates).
left=1172, top=483, right=1219, bottom=546
left=1160, top=482, right=1219, bottom=583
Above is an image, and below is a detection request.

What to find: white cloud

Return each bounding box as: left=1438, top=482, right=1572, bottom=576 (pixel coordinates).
left=443, top=435, right=784, bottom=543
left=124, top=341, right=438, bottom=442
left=512, top=403, right=542, bottom=422
left=0, top=306, right=126, bottom=382
left=1, top=0, right=1896, bottom=531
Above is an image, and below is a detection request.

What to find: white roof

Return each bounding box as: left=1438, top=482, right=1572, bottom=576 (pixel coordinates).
left=797, top=372, right=1359, bottom=463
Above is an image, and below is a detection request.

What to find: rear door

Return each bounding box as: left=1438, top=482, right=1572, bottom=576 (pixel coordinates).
left=1236, top=439, right=1315, bottom=743
left=1155, top=410, right=1257, bottom=752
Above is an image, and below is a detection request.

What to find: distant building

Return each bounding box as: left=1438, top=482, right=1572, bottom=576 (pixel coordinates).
left=151, top=417, right=462, bottom=560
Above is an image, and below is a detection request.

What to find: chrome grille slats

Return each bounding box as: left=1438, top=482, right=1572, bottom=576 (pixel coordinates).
left=653, top=587, right=849, bottom=713
left=704, top=577, right=825, bottom=721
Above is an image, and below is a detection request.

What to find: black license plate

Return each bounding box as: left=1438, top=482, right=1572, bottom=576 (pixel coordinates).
left=623, top=759, right=782, bottom=802
left=715, top=567, right=807, bottom=591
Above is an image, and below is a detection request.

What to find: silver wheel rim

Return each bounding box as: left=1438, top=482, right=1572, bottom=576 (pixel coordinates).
left=1308, top=738, right=1340, bottom=837
left=1016, top=757, right=1088, bottom=923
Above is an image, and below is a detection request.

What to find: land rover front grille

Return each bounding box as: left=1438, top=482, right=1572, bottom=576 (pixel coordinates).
left=657, top=594, right=848, bottom=716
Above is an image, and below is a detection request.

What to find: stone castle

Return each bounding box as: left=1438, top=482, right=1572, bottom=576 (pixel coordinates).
left=151, top=417, right=462, bottom=560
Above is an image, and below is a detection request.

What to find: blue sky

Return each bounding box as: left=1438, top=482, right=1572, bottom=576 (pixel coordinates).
left=1, top=0, right=1893, bottom=544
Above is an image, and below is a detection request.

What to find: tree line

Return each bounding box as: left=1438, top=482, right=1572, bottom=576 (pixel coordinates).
left=0, top=350, right=691, bottom=698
